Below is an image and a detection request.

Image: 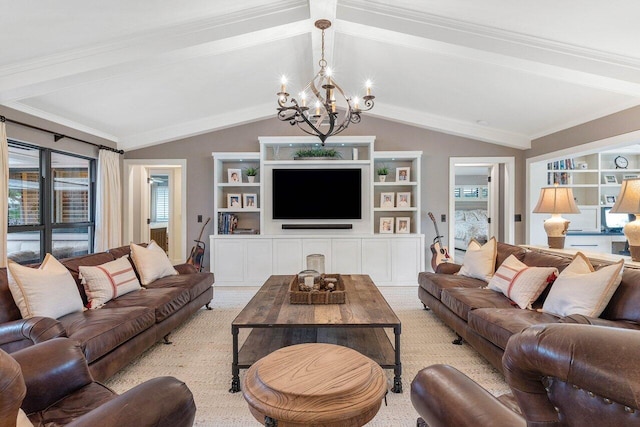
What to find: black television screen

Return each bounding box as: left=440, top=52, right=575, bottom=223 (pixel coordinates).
left=272, top=169, right=362, bottom=219
left=602, top=206, right=631, bottom=231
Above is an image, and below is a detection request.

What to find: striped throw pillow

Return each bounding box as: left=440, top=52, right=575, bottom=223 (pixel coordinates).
left=79, top=256, right=141, bottom=309
left=488, top=254, right=558, bottom=309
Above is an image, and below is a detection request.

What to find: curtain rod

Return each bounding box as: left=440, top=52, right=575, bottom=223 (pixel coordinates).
left=0, top=115, right=124, bottom=154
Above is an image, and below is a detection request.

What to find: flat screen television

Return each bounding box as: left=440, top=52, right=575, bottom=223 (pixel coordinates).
left=602, top=206, right=632, bottom=232
left=272, top=168, right=362, bottom=220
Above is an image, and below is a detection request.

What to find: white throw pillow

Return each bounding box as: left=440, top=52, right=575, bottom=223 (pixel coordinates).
left=7, top=254, right=84, bottom=319
left=79, top=256, right=142, bottom=309
left=488, top=254, right=558, bottom=309
left=457, top=237, right=497, bottom=282
left=542, top=252, right=624, bottom=317
left=130, top=241, right=178, bottom=286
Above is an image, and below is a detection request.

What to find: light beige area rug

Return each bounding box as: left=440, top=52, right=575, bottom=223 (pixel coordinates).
left=105, top=286, right=509, bottom=426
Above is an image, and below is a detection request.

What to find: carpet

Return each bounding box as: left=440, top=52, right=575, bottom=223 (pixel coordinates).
left=104, top=286, right=509, bottom=426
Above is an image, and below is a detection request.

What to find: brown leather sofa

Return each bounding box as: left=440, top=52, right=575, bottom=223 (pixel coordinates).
left=418, top=242, right=640, bottom=372
left=411, top=323, right=640, bottom=427
left=1, top=337, right=196, bottom=426
left=0, top=244, right=214, bottom=381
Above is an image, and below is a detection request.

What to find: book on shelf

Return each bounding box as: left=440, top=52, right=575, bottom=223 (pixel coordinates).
left=217, top=212, right=238, bottom=234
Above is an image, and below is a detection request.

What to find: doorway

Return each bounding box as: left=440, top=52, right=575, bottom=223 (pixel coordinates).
left=123, top=160, right=186, bottom=264
left=449, top=157, right=515, bottom=262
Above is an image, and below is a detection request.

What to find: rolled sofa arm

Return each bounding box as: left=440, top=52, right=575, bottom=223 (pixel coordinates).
left=435, top=262, right=462, bottom=275
left=0, top=317, right=66, bottom=353
left=561, top=314, right=640, bottom=331
left=12, top=338, right=92, bottom=415
left=411, top=364, right=525, bottom=427
left=66, top=376, right=196, bottom=427
left=504, top=324, right=640, bottom=426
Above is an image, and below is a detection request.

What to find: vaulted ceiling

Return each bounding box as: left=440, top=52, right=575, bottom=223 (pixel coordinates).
left=2, top=1, right=640, bottom=151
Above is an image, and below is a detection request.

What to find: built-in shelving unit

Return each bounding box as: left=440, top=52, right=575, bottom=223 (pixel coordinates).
left=210, top=136, right=425, bottom=286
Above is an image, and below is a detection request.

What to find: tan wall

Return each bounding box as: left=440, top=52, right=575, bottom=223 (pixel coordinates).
left=125, top=115, right=527, bottom=266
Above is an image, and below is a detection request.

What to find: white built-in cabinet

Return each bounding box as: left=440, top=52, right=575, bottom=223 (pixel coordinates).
left=210, top=136, right=425, bottom=286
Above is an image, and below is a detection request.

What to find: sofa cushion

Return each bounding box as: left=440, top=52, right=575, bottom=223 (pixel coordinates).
left=79, top=256, right=142, bottom=309
left=418, top=272, right=486, bottom=300
left=468, top=308, right=560, bottom=350
left=7, top=255, right=84, bottom=320
left=145, top=272, right=214, bottom=301
left=440, top=287, right=515, bottom=321
left=58, top=307, right=155, bottom=363
left=130, top=242, right=178, bottom=286
left=542, top=253, right=624, bottom=317
left=458, top=238, right=497, bottom=282
left=601, top=267, right=640, bottom=323
left=495, top=242, right=527, bottom=271
left=62, top=252, right=118, bottom=305
left=488, top=255, right=558, bottom=309
left=521, top=250, right=572, bottom=271
left=104, top=288, right=191, bottom=323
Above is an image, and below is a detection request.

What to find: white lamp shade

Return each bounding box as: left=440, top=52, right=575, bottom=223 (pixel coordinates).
left=611, top=178, right=640, bottom=214
left=532, top=186, right=580, bottom=214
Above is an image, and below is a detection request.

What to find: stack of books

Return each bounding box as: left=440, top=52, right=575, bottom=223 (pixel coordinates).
left=218, top=213, right=238, bottom=234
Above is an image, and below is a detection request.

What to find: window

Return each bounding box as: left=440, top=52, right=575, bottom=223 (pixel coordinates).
left=150, top=175, right=169, bottom=223
left=7, top=141, right=95, bottom=264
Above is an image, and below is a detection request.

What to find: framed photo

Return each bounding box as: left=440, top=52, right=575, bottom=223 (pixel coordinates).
left=227, top=193, right=242, bottom=208
left=623, top=174, right=639, bottom=180
left=604, top=195, right=617, bottom=205
left=227, top=168, right=242, bottom=183
left=243, top=193, right=257, bottom=208
left=603, top=174, right=617, bottom=184
left=379, top=217, right=394, bottom=234
left=396, top=192, right=411, bottom=207
left=396, top=217, right=410, bottom=234
left=396, top=167, right=410, bottom=182
left=380, top=192, right=395, bottom=208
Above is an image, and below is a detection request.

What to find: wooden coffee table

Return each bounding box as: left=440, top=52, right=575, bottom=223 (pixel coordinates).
left=229, top=274, right=402, bottom=394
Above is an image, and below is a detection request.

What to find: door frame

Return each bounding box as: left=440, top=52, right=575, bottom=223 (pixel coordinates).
left=123, top=159, right=187, bottom=264
left=449, top=157, right=515, bottom=257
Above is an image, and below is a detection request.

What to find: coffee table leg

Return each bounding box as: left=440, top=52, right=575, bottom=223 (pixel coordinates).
left=230, top=325, right=241, bottom=393
left=392, top=324, right=402, bottom=393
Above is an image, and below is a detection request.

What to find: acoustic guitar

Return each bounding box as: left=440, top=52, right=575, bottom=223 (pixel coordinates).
left=187, top=217, right=210, bottom=272
left=428, top=212, right=451, bottom=271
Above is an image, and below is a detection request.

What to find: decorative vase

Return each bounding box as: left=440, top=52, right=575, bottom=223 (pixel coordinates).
left=248, top=176, right=256, bottom=183
left=379, top=175, right=387, bottom=182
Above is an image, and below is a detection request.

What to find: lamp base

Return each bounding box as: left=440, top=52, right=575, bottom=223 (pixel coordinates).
left=630, top=246, right=640, bottom=262
left=547, top=236, right=566, bottom=249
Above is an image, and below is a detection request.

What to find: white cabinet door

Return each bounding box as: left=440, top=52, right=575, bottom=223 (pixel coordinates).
left=362, top=239, right=392, bottom=283
left=213, top=239, right=245, bottom=282
left=273, top=239, right=303, bottom=274
left=302, top=239, right=332, bottom=272
left=332, top=239, right=362, bottom=274
left=245, top=240, right=273, bottom=282
left=392, top=238, right=420, bottom=283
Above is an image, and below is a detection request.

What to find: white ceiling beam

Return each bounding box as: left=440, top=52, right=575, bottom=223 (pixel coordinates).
left=0, top=0, right=309, bottom=102
left=370, top=103, right=531, bottom=150
left=337, top=1, right=640, bottom=97
left=309, top=0, right=337, bottom=73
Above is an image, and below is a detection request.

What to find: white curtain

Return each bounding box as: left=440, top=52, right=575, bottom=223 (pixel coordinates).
left=0, top=121, right=7, bottom=267
left=94, top=149, right=122, bottom=252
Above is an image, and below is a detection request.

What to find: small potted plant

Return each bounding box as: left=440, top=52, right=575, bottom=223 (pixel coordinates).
left=294, top=147, right=342, bottom=160
left=244, top=166, right=259, bottom=183
left=377, top=166, right=389, bottom=182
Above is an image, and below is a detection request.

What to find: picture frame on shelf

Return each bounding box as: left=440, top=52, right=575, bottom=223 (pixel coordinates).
left=227, top=193, right=242, bottom=208
left=379, top=217, right=394, bottom=234
left=396, top=167, right=410, bottom=182
left=380, top=192, right=395, bottom=208
left=396, top=217, right=410, bottom=234
left=396, top=192, right=411, bottom=207
left=604, top=195, right=617, bottom=205
left=243, top=193, right=257, bottom=208
left=603, top=174, right=618, bottom=184
left=227, top=168, right=242, bottom=183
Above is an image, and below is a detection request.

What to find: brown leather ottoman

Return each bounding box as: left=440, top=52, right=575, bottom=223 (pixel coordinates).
left=242, top=343, right=387, bottom=426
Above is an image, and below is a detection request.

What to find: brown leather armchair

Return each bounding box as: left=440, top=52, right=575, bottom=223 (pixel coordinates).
left=411, top=324, right=640, bottom=427
left=0, top=337, right=196, bottom=427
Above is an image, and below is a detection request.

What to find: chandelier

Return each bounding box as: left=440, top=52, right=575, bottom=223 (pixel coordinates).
left=276, top=19, right=375, bottom=145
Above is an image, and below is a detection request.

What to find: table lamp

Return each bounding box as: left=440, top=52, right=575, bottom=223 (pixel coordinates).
left=532, top=184, right=580, bottom=249
left=610, top=177, right=640, bottom=261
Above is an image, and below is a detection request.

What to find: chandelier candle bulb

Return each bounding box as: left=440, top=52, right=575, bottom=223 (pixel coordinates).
left=280, top=76, right=287, bottom=94
left=366, top=80, right=372, bottom=96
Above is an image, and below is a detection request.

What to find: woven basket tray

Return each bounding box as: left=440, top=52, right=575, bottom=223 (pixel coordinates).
left=289, top=274, right=346, bottom=304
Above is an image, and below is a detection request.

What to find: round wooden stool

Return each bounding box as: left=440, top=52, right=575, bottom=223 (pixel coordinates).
left=242, top=343, right=388, bottom=427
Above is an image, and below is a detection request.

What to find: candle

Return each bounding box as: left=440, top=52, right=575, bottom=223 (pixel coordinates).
left=331, top=100, right=336, bottom=113
left=280, top=76, right=287, bottom=93
left=315, top=101, right=321, bottom=116
left=353, top=97, right=360, bottom=110
left=300, top=92, right=306, bottom=107
left=365, top=79, right=372, bottom=96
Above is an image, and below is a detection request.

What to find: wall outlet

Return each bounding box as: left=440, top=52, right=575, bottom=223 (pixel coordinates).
left=514, top=214, right=522, bottom=222
left=440, top=214, right=446, bottom=222
left=197, top=215, right=202, bottom=223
